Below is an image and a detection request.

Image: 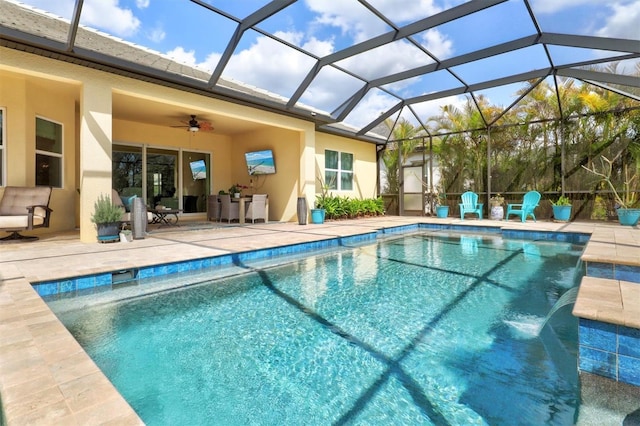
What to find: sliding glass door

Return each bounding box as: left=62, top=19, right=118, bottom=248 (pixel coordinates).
left=113, top=145, right=143, bottom=198
left=147, top=147, right=178, bottom=209
left=113, top=144, right=210, bottom=213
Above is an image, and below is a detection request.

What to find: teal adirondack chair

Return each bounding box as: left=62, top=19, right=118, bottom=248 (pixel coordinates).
left=505, top=191, right=541, bottom=222
left=459, top=191, right=483, bottom=220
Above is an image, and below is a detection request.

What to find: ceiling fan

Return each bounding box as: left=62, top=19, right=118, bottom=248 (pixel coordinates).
left=172, top=115, right=213, bottom=132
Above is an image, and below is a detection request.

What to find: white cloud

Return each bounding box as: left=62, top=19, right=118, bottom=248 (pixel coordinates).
left=136, top=0, right=150, bottom=9
left=530, top=0, right=603, bottom=14
left=305, top=0, right=388, bottom=42
left=342, top=89, right=400, bottom=128
left=300, top=66, right=364, bottom=113
left=531, top=0, right=640, bottom=40
left=147, top=23, right=166, bottom=43
left=166, top=46, right=197, bottom=67
left=421, top=29, right=453, bottom=58
left=17, top=0, right=140, bottom=37
left=300, top=36, right=335, bottom=57
left=338, top=41, right=434, bottom=81
left=197, top=31, right=316, bottom=99
left=364, top=0, right=442, bottom=24
left=596, top=2, right=640, bottom=39
left=294, top=0, right=452, bottom=121
left=306, top=0, right=443, bottom=43
left=81, top=1, right=140, bottom=37
left=200, top=52, right=222, bottom=73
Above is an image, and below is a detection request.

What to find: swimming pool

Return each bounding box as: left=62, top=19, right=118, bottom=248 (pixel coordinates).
left=48, top=231, right=585, bottom=425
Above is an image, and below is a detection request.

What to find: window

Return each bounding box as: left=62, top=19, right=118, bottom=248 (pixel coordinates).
left=0, top=108, right=4, bottom=186
left=35, top=117, right=63, bottom=187
left=325, top=149, right=353, bottom=191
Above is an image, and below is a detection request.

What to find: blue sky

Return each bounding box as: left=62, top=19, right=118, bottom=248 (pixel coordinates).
left=13, top=0, right=640, bottom=129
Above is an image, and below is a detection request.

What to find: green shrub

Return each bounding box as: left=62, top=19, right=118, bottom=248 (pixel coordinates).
left=91, top=194, right=124, bottom=224
left=315, top=194, right=385, bottom=220
left=551, top=196, right=571, bottom=206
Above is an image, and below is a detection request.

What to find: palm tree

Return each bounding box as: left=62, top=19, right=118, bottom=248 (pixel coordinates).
left=381, top=118, right=421, bottom=194
left=429, top=97, right=488, bottom=193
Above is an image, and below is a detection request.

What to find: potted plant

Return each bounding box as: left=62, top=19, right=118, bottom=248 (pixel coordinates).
left=435, top=189, right=448, bottom=218
left=311, top=175, right=329, bottom=224
left=582, top=152, right=640, bottom=226
left=551, top=195, right=571, bottom=222
left=489, top=193, right=505, bottom=220
left=119, top=229, right=133, bottom=243
left=311, top=199, right=326, bottom=224
left=228, top=183, right=248, bottom=198
left=91, top=193, right=124, bottom=241
left=551, top=195, right=572, bottom=222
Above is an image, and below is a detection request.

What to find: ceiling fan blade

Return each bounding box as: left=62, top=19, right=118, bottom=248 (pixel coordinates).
left=199, top=121, right=214, bottom=131
left=170, top=115, right=212, bottom=131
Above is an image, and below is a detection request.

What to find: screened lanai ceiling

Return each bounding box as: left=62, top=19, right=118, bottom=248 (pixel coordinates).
left=1, top=0, right=639, bottom=144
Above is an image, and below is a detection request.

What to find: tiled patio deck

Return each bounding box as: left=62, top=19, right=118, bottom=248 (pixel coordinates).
left=1, top=216, right=638, bottom=425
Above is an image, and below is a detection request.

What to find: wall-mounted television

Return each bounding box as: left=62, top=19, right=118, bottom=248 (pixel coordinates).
left=189, top=159, right=207, bottom=180
left=245, top=149, right=276, bottom=175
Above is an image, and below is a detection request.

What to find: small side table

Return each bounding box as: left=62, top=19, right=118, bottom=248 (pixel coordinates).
left=150, top=208, right=181, bottom=226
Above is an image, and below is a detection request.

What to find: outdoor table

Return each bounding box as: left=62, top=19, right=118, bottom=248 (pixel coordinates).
left=150, top=208, right=182, bottom=226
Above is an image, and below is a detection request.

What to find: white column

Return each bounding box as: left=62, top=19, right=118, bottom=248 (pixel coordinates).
left=299, top=129, right=316, bottom=210
left=79, top=82, right=113, bottom=242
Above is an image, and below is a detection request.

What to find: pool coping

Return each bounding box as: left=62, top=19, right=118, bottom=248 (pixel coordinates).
left=31, top=223, right=592, bottom=299
left=1, top=217, right=638, bottom=424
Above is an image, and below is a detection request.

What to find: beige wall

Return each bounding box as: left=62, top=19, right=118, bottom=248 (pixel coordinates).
left=0, top=72, right=79, bottom=235
left=1, top=47, right=379, bottom=240
left=231, top=126, right=302, bottom=222
left=315, top=132, right=378, bottom=200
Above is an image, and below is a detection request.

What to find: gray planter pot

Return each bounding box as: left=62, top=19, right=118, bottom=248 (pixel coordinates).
left=97, top=222, right=121, bottom=242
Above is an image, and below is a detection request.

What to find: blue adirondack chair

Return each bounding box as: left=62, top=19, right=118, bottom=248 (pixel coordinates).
left=459, top=191, right=483, bottom=220
left=505, top=191, right=541, bottom=222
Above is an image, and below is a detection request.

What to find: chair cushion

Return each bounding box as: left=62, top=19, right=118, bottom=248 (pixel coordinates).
left=112, top=189, right=125, bottom=207
left=0, top=215, right=45, bottom=230
left=0, top=186, right=51, bottom=216
left=120, top=195, right=137, bottom=212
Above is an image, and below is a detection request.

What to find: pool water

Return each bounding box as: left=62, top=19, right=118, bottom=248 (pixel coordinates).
left=52, top=232, right=585, bottom=425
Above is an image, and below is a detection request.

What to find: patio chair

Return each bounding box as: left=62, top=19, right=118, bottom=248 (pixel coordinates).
left=112, top=189, right=153, bottom=224
left=505, top=191, right=541, bottom=222
left=459, top=191, right=483, bottom=220
left=0, top=186, right=53, bottom=241
left=207, top=195, right=221, bottom=222
left=245, top=194, right=267, bottom=223
left=219, top=194, right=239, bottom=223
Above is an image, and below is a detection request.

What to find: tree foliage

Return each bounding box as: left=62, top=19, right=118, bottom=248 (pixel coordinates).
left=381, top=62, right=640, bottom=219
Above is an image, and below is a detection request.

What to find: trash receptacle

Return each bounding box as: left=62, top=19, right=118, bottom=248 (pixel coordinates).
left=131, top=197, right=147, bottom=239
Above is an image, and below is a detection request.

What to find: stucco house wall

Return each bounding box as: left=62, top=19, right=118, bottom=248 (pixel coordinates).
left=0, top=47, right=378, bottom=241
